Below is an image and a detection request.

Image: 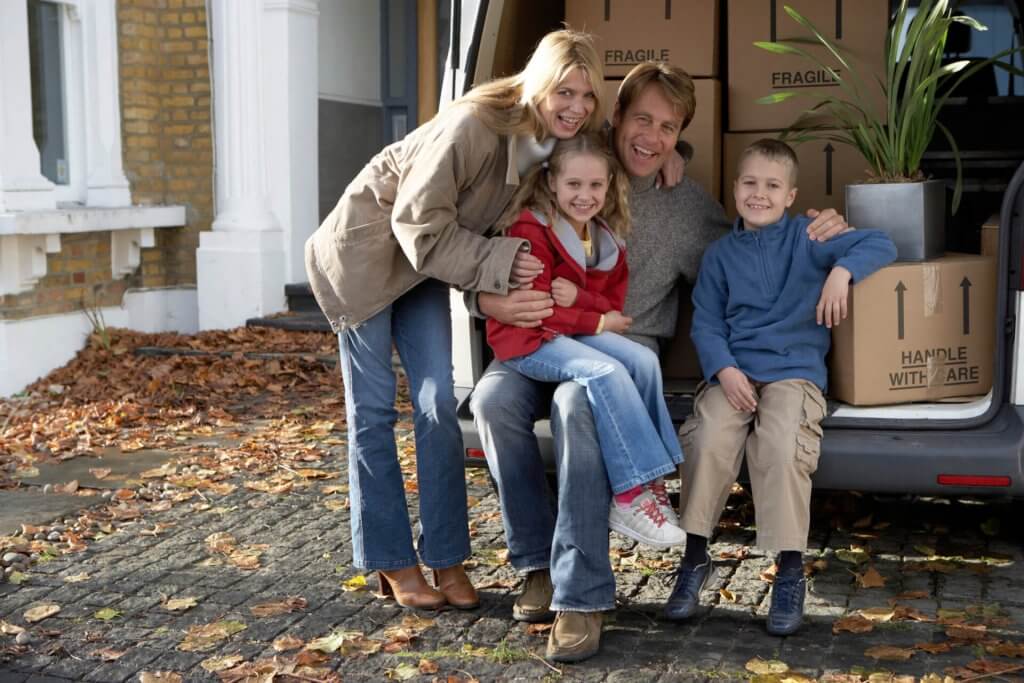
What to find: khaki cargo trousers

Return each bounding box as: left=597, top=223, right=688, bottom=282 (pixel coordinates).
left=677, top=379, right=827, bottom=553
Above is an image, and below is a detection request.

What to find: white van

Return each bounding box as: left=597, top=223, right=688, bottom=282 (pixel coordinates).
left=445, top=0, right=1024, bottom=497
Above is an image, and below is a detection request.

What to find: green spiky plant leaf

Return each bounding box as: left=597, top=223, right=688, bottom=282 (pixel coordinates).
left=756, top=0, right=1024, bottom=213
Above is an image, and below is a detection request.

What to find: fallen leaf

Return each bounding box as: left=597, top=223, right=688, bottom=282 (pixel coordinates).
left=864, top=645, right=915, bottom=661
left=986, top=640, right=1024, bottom=657
left=0, top=621, right=25, bottom=635
left=64, top=572, right=90, bottom=583
left=295, top=649, right=330, bottom=666
left=895, top=590, right=929, bottom=600
left=138, top=674, right=182, bottom=683
left=92, top=648, right=126, bottom=661
left=474, top=577, right=519, bottom=590
left=836, top=548, right=870, bottom=565
left=24, top=604, right=61, bottom=623
left=163, top=597, right=198, bottom=611
left=936, top=608, right=968, bottom=624
left=759, top=565, right=778, bottom=583
left=892, top=605, right=933, bottom=622
left=832, top=615, right=875, bottom=635
left=915, top=641, right=954, bottom=654
left=89, top=468, right=112, bottom=479
left=966, top=660, right=1020, bottom=675
left=178, top=620, right=247, bottom=652
left=526, top=623, right=553, bottom=635
left=387, top=663, right=420, bottom=681
left=323, top=498, right=347, bottom=511
left=718, top=547, right=750, bottom=560
left=8, top=572, right=28, bottom=585
left=342, top=575, right=369, bottom=592
left=94, top=608, right=121, bottom=621
left=854, top=565, right=886, bottom=588
left=418, top=658, right=439, bottom=674
left=272, top=634, right=304, bottom=652
left=857, top=607, right=896, bottom=622
left=307, top=629, right=381, bottom=656
left=945, top=624, right=987, bottom=642
left=719, top=588, right=737, bottom=603
left=200, top=654, right=243, bottom=672
left=249, top=596, right=307, bottom=618
left=745, top=657, right=789, bottom=674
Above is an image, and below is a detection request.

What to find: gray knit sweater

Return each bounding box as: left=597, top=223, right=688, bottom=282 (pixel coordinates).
left=623, top=174, right=730, bottom=345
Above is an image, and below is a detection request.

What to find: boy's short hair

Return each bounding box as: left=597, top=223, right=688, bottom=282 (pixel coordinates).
left=615, top=62, right=696, bottom=133
left=739, top=138, right=799, bottom=185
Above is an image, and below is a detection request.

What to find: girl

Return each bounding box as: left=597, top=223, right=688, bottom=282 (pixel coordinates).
left=305, top=30, right=607, bottom=610
left=486, top=133, right=686, bottom=548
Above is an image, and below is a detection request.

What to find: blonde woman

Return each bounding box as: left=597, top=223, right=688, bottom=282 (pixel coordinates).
left=306, top=30, right=608, bottom=610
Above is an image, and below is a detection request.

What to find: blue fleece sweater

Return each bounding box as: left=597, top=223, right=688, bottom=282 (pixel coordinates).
left=691, top=213, right=897, bottom=390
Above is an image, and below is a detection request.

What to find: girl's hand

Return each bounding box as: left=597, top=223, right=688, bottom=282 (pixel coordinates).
left=717, top=367, right=757, bottom=412
left=510, top=250, right=544, bottom=286
left=816, top=266, right=852, bottom=328
left=550, top=277, right=578, bottom=307
left=656, top=146, right=687, bottom=189
left=602, top=310, right=633, bottom=333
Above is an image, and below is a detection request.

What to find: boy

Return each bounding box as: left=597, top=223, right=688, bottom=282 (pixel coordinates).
left=664, top=139, right=896, bottom=634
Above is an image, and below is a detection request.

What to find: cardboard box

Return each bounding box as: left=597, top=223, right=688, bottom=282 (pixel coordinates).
left=723, top=132, right=868, bottom=218
left=601, top=78, right=722, bottom=200
left=830, top=254, right=996, bottom=405
left=981, top=214, right=1000, bottom=257
left=726, top=0, right=888, bottom=132
left=566, top=0, right=719, bottom=78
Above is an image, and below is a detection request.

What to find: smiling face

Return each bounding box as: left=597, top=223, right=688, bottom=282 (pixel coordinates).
left=548, top=152, right=610, bottom=232
left=537, top=68, right=596, bottom=139
left=612, top=83, right=684, bottom=179
left=734, top=153, right=797, bottom=229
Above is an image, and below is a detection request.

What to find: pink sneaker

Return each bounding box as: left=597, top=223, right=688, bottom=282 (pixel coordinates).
left=609, top=491, right=685, bottom=548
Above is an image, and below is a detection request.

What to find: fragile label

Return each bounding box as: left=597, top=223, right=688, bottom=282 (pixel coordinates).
left=888, top=346, right=981, bottom=392
left=605, top=48, right=671, bottom=67
left=770, top=69, right=842, bottom=88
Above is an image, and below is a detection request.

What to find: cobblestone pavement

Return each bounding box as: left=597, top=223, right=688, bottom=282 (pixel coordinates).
left=0, top=419, right=1023, bottom=682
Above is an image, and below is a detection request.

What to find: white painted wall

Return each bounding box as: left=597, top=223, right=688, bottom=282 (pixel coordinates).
left=317, top=0, right=380, bottom=105
left=0, top=287, right=198, bottom=397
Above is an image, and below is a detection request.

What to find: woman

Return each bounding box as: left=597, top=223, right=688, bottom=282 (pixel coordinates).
left=305, top=30, right=607, bottom=610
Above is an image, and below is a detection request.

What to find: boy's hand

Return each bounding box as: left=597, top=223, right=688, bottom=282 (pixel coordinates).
left=805, top=208, right=851, bottom=242
left=717, top=367, right=757, bottom=412
left=510, top=250, right=544, bottom=285
left=603, top=310, right=633, bottom=333
left=550, top=277, right=579, bottom=307
left=479, top=289, right=553, bottom=328
left=655, top=147, right=687, bottom=189
left=817, top=266, right=852, bottom=328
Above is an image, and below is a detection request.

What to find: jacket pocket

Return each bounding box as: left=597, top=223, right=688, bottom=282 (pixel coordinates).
left=339, top=218, right=393, bottom=245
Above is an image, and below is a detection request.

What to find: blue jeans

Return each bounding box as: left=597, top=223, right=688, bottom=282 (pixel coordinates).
left=338, top=279, right=470, bottom=570
left=471, top=361, right=615, bottom=611
left=504, top=333, right=683, bottom=494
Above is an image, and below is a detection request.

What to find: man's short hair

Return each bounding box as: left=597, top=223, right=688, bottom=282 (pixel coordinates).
left=615, top=62, right=696, bottom=133
left=740, top=138, right=799, bottom=185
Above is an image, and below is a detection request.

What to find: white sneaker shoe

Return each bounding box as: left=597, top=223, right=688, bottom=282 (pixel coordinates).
left=609, top=491, right=686, bottom=548
left=645, top=480, right=678, bottom=528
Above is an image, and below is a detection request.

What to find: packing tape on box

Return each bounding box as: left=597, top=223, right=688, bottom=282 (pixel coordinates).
left=923, top=263, right=941, bottom=317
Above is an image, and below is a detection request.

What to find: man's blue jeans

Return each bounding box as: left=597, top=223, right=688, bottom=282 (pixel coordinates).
left=504, top=333, right=683, bottom=494
left=338, top=279, right=470, bottom=570
left=471, top=361, right=615, bottom=612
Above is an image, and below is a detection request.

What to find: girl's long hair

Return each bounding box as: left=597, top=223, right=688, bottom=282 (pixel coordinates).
left=454, top=29, right=606, bottom=140
left=498, top=131, right=632, bottom=238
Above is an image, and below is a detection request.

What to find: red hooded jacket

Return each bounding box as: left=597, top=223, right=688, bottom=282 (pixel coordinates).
left=486, top=208, right=629, bottom=361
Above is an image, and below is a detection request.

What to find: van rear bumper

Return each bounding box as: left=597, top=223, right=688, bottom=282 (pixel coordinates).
left=457, top=388, right=1024, bottom=498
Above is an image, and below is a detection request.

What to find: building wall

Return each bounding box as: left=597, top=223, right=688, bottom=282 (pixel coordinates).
left=119, top=0, right=213, bottom=289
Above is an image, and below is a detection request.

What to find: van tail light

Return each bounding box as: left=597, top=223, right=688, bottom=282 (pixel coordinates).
left=465, top=448, right=487, bottom=460
left=937, top=474, right=1011, bottom=487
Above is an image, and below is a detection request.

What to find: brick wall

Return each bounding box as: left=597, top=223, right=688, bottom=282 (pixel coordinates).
left=0, top=0, right=212, bottom=321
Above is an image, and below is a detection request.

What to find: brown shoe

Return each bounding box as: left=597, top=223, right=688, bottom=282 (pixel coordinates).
left=431, top=564, right=479, bottom=610
left=377, top=566, right=446, bottom=610
left=545, top=611, right=603, bottom=663
left=512, top=569, right=553, bottom=623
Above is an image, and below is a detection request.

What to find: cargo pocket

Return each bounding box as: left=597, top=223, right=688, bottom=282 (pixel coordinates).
left=795, top=383, right=826, bottom=474
left=678, top=418, right=700, bottom=455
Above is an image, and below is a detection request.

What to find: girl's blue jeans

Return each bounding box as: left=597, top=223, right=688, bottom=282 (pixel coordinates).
left=337, top=279, right=470, bottom=570
left=504, top=332, right=683, bottom=494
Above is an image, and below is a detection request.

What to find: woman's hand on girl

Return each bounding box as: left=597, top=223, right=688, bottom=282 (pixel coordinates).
left=603, top=310, right=633, bottom=333
left=550, top=277, right=578, bottom=307
left=511, top=250, right=544, bottom=286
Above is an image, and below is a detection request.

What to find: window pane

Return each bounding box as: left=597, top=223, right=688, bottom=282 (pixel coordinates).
left=27, top=0, right=68, bottom=185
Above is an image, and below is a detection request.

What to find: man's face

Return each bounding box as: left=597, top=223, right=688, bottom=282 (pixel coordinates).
left=612, top=83, right=684, bottom=179
left=733, top=154, right=797, bottom=229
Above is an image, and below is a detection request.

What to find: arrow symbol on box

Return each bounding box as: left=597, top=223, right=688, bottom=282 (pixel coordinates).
left=836, top=0, right=843, bottom=38
left=895, top=281, right=907, bottom=340
left=961, top=276, right=972, bottom=334
left=770, top=0, right=777, bottom=42
left=824, top=143, right=835, bottom=195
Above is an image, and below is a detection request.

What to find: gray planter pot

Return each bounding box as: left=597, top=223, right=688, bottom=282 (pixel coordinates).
left=845, top=179, right=946, bottom=261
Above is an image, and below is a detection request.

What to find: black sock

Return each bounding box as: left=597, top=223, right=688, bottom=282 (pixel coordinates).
left=683, top=534, right=708, bottom=565
left=778, top=551, right=803, bottom=573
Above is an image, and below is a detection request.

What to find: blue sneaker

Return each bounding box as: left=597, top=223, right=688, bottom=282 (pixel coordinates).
left=766, top=567, right=807, bottom=636
left=664, top=551, right=711, bottom=621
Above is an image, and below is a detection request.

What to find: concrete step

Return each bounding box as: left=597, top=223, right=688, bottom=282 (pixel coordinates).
left=284, top=282, right=320, bottom=313
left=245, top=311, right=332, bottom=333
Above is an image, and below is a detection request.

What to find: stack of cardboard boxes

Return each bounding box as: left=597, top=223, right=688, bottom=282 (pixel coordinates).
left=567, top=0, right=723, bottom=201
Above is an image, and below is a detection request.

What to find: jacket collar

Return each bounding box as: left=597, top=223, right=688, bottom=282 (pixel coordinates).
left=530, top=209, right=622, bottom=273
left=732, top=212, right=795, bottom=237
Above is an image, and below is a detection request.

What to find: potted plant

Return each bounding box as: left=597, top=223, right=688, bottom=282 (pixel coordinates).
left=755, top=0, right=1024, bottom=260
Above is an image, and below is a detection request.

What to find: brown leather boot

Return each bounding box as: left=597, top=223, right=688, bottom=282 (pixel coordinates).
left=431, top=564, right=480, bottom=610
left=377, top=566, right=446, bottom=610
left=545, top=611, right=603, bottom=663
left=513, top=569, right=553, bottom=622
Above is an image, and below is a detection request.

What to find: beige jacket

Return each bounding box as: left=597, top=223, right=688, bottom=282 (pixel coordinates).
left=305, top=105, right=528, bottom=331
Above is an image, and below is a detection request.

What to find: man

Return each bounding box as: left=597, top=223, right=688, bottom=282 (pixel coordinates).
left=470, top=62, right=847, bottom=663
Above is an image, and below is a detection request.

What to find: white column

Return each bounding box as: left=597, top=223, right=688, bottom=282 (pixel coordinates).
left=198, top=0, right=286, bottom=330
left=263, top=0, right=320, bottom=283
left=81, top=0, right=131, bottom=207
left=0, top=2, right=56, bottom=212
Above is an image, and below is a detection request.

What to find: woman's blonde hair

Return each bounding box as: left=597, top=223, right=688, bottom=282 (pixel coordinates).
left=457, top=29, right=606, bottom=139
left=499, top=131, right=632, bottom=238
